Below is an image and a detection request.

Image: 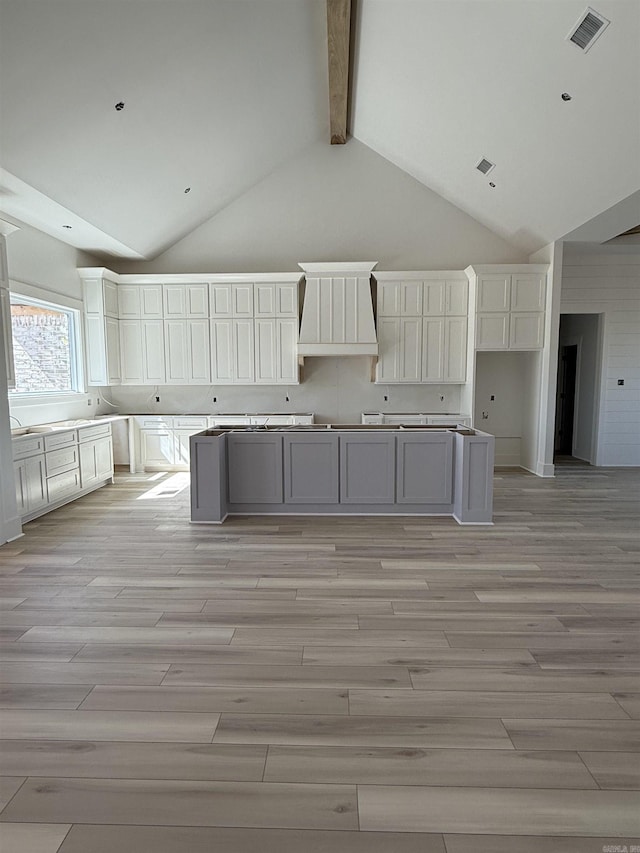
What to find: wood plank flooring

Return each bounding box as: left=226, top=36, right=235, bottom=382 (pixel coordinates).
left=0, top=463, right=639, bottom=852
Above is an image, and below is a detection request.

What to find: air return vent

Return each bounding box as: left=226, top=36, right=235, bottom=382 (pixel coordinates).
left=476, top=158, right=495, bottom=175
left=567, top=7, right=610, bottom=51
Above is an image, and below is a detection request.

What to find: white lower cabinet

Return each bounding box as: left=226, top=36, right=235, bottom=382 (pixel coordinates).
left=79, top=436, right=114, bottom=488
left=140, top=429, right=175, bottom=468
left=13, top=425, right=114, bottom=522
left=14, top=455, right=47, bottom=515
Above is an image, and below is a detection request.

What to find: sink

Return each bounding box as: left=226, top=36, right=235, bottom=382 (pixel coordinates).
left=28, top=419, right=94, bottom=433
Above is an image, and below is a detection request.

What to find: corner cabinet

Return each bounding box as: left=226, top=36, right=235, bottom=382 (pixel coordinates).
left=471, top=269, right=547, bottom=351
left=375, top=274, right=468, bottom=383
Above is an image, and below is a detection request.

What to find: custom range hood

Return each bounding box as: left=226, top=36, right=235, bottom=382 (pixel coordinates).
left=297, top=262, right=378, bottom=356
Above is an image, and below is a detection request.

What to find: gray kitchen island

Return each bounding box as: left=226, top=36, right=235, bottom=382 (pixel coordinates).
left=190, top=424, right=495, bottom=525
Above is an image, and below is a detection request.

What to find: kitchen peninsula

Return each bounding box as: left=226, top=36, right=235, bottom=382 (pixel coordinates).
left=190, top=423, right=494, bottom=525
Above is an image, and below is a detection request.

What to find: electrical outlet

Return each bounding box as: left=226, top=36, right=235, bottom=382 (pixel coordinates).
left=440, top=396, right=445, bottom=402
left=213, top=397, right=217, bottom=403
left=87, top=398, right=92, bottom=406
left=155, top=395, right=160, bottom=403
left=285, top=394, right=290, bottom=402
left=490, top=395, right=495, bottom=401
left=384, top=395, right=388, bottom=402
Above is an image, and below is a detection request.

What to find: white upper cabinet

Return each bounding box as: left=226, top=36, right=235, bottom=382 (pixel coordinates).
left=165, top=319, right=211, bottom=384
left=476, top=275, right=511, bottom=312
left=445, top=280, right=468, bottom=316
left=118, top=284, right=164, bottom=318
left=254, top=282, right=298, bottom=317
left=375, top=274, right=468, bottom=383
left=210, top=283, right=253, bottom=317
left=511, top=274, right=546, bottom=312
left=474, top=270, right=546, bottom=351
left=163, top=284, right=209, bottom=318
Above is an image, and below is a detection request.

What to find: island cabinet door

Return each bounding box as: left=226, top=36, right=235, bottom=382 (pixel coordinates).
left=396, top=432, right=454, bottom=504
left=339, top=434, right=396, bottom=504
left=227, top=434, right=284, bottom=504
left=283, top=434, right=339, bottom=503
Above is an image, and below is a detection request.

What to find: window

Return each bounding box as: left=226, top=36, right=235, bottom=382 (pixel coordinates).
left=9, top=294, right=83, bottom=394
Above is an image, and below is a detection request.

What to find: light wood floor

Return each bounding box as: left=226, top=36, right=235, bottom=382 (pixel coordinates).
left=0, top=464, right=639, bottom=852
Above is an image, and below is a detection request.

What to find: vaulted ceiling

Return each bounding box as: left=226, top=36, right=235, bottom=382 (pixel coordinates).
left=1, top=0, right=639, bottom=261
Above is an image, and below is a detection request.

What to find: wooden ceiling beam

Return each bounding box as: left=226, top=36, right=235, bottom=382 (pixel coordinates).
left=326, top=0, right=351, bottom=144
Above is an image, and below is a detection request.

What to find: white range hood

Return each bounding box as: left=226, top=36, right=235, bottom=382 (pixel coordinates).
left=298, top=262, right=378, bottom=356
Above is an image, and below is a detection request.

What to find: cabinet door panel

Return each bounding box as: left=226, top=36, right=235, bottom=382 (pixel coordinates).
left=446, top=280, right=468, bottom=316
left=397, top=433, right=453, bottom=504
left=444, top=316, right=467, bottom=382
left=141, top=431, right=175, bottom=468
left=105, top=316, right=121, bottom=384
left=103, top=281, right=119, bottom=318
left=210, top=284, right=232, bottom=317
left=85, top=314, right=108, bottom=386
left=14, top=461, right=28, bottom=514
left=276, top=318, right=298, bottom=383
left=339, top=435, right=395, bottom=504
left=284, top=435, right=339, bottom=503
left=376, top=318, right=401, bottom=382
left=187, top=284, right=209, bottom=317
left=118, top=286, right=141, bottom=318
left=400, top=318, right=422, bottom=382
left=164, top=320, right=188, bottom=384
left=276, top=283, right=298, bottom=317
left=188, top=319, right=211, bottom=383
left=142, top=320, right=166, bottom=384
left=119, top=320, right=144, bottom=383
left=140, top=285, right=164, bottom=318
left=233, top=319, right=255, bottom=382
left=255, top=319, right=277, bottom=383
left=210, top=320, right=234, bottom=382
left=377, top=282, right=401, bottom=317
left=511, top=274, right=546, bottom=312
left=227, top=435, right=283, bottom=504
left=254, top=284, right=276, bottom=317
left=26, top=456, right=47, bottom=510
left=163, top=285, right=187, bottom=319
left=233, top=285, right=254, bottom=317
left=477, top=276, right=511, bottom=312
left=476, top=314, right=509, bottom=350
left=422, top=318, right=444, bottom=382
left=510, top=312, right=545, bottom=349
left=423, top=281, right=445, bottom=315
left=47, top=469, right=80, bottom=503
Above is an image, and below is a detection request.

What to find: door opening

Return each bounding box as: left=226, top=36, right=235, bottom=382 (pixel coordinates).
left=555, top=344, right=577, bottom=457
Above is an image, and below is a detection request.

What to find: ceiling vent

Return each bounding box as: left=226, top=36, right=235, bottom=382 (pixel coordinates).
left=567, top=7, right=610, bottom=51
left=476, top=158, right=495, bottom=175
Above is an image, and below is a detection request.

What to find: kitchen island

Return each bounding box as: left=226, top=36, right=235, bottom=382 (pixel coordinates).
left=190, top=424, right=494, bottom=525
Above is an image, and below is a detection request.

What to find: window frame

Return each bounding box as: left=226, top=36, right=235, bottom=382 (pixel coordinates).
left=8, top=282, right=86, bottom=399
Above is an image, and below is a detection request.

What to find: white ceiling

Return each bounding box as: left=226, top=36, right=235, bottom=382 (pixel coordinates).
left=1, top=0, right=639, bottom=261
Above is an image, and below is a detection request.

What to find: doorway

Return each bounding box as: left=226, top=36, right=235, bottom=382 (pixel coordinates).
left=555, top=344, right=577, bottom=456
left=554, top=313, right=602, bottom=464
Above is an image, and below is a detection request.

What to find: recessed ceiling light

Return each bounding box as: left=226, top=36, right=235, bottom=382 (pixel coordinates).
left=184, top=187, right=191, bottom=194
left=115, top=102, right=125, bottom=111
left=561, top=92, right=572, bottom=101
left=62, top=224, right=72, bottom=229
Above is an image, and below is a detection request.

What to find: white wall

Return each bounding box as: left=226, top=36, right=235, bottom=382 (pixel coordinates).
left=105, top=358, right=464, bottom=425
left=561, top=244, right=640, bottom=467
left=474, top=351, right=539, bottom=469
left=3, top=217, right=104, bottom=427
left=558, top=313, right=600, bottom=463
left=116, top=140, right=525, bottom=274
